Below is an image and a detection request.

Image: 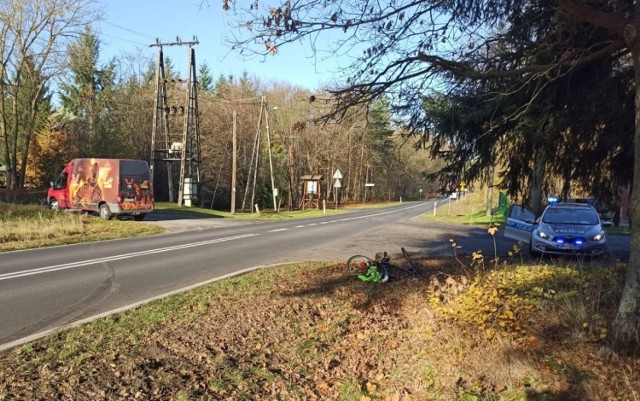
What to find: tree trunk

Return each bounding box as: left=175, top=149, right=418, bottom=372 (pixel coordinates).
left=18, top=86, right=44, bottom=189
left=612, top=44, right=640, bottom=343
left=486, top=163, right=494, bottom=217
left=528, top=146, right=547, bottom=216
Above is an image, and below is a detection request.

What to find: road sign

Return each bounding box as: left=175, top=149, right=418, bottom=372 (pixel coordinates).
left=334, top=178, right=342, bottom=188
left=365, top=183, right=375, bottom=187
left=333, top=169, right=343, bottom=179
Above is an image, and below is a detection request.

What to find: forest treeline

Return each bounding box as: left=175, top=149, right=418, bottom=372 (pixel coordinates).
left=1, top=22, right=441, bottom=210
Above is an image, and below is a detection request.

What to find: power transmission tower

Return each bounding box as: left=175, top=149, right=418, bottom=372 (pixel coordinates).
left=149, top=37, right=202, bottom=207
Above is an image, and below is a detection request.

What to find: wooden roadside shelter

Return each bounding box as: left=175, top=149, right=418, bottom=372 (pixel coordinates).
left=299, top=174, right=323, bottom=210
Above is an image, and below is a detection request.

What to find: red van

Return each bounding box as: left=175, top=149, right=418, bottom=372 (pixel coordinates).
left=47, top=159, right=154, bottom=220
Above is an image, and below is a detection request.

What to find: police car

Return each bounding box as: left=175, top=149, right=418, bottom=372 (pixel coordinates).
left=504, top=197, right=609, bottom=256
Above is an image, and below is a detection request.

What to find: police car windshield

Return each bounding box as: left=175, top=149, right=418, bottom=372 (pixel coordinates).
left=542, top=207, right=599, bottom=225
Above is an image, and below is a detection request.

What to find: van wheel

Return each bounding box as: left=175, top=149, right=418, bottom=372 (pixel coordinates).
left=133, top=214, right=146, bottom=221
left=99, top=204, right=113, bottom=220
left=49, top=199, right=60, bottom=211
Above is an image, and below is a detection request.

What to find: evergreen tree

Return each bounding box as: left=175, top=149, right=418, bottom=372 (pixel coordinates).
left=198, top=61, right=214, bottom=92
left=59, top=26, right=121, bottom=157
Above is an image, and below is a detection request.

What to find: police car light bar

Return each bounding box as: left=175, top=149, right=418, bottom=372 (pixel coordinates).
left=546, top=196, right=594, bottom=205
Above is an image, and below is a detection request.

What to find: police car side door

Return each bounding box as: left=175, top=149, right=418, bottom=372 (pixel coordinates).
left=504, top=204, right=536, bottom=242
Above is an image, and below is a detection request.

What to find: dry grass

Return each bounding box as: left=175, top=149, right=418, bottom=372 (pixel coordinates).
left=0, top=203, right=164, bottom=252
left=0, top=258, right=637, bottom=401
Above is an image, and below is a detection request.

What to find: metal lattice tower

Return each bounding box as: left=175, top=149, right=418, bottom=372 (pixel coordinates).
left=149, top=38, right=202, bottom=206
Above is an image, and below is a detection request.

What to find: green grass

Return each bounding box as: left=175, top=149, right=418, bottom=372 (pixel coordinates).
left=606, top=225, right=631, bottom=235
left=153, top=201, right=349, bottom=220
left=152, top=200, right=405, bottom=221
left=416, top=193, right=630, bottom=235
left=419, top=192, right=506, bottom=226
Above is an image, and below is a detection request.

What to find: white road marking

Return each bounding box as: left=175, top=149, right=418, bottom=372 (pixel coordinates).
left=0, top=234, right=260, bottom=281
left=268, top=228, right=287, bottom=232
left=295, top=225, right=306, bottom=228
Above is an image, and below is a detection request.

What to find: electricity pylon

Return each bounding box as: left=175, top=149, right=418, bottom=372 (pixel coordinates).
left=149, top=38, right=202, bottom=206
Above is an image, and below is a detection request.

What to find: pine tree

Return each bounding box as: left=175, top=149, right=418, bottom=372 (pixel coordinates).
left=59, top=26, right=120, bottom=157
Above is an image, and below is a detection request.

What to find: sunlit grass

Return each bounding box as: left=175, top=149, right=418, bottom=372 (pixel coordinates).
left=0, top=202, right=164, bottom=252
left=419, top=191, right=506, bottom=226
left=152, top=200, right=406, bottom=220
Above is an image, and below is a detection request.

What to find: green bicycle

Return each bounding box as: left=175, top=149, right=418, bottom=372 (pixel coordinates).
left=347, top=247, right=418, bottom=282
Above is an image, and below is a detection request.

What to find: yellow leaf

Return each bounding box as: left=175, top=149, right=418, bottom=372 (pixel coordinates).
left=366, top=382, right=377, bottom=391
left=361, top=396, right=372, bottom=401
left=317, top=382, right=330, bottom=394
left=582, top=322, right=589, bottom=328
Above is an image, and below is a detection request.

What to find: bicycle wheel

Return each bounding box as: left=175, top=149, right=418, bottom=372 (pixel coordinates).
left=377, top=263, right=389, bottom=283
left=347, top=255, right=375, bottom=275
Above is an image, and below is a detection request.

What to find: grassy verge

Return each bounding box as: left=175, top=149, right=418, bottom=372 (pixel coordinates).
left=420, top=192, right=630, bottom=237
left=420, top=191, right=506, bottom=226
left=153, top=201, right=349, bottom=220
left=0, top=203, right=164, bottom=252
left=0, top=199, right=408, bottom=252
left=0, top=258, right=636, bottom=400
left=153, top=200, right=404, bottom=221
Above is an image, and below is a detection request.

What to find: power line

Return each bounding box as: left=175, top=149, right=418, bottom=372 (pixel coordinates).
left=102, top=20, right=158, bottom=40
left=101, top=32, right=148, bottom=47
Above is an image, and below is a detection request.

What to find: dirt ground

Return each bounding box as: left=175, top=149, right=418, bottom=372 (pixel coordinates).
left=1, top=259, right=638, bottom=401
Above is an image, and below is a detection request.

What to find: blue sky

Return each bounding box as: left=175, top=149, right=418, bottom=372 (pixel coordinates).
left=95, top=0, right=341, bottom=91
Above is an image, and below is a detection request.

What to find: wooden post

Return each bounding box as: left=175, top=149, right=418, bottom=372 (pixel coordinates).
left=231, top=110, right=237, bottom=214
left=242, top=96, right=264, bottom=212
left=288, top=137, right=295, bottom=211
left=264, top=104, right=278, bottom=212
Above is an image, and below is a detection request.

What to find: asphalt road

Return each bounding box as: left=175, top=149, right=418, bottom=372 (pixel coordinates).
left=0, top=200, right=630, bottom=350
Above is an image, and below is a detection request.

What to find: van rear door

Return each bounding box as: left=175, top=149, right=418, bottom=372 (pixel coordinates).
left=119, top=160, right=153, bottom=210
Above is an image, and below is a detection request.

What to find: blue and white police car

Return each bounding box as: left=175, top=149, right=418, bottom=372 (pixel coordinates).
left=504, top=197, right=609, bottom=256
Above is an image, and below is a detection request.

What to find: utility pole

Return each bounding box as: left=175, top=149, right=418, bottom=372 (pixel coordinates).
left=364, top=164, right=370, bottom=203
left=264, top=102, right=278, bottom=212
left=242, top=96, right=264, bottom=212
left=287, top=134, right=296, bottom=211
left=231, top=110, right=237, bottom=214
